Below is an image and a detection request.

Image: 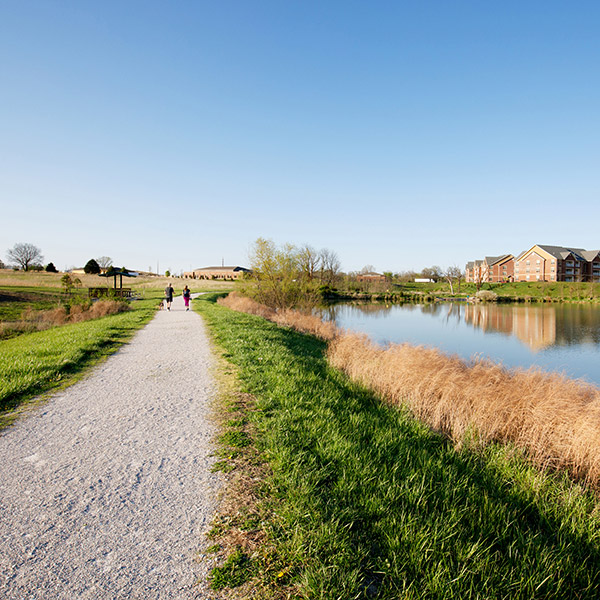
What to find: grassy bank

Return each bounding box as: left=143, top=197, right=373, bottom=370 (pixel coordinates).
left=196, top=294, right=600, bottom=599
left=326, top=280, right=600, bottom=303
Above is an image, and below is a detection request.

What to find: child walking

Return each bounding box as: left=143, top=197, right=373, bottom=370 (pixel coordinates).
left=183, top=285, right=191, bottom=311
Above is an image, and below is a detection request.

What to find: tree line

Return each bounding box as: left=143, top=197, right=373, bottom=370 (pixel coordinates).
left=3, top=242, right=113, bottom=274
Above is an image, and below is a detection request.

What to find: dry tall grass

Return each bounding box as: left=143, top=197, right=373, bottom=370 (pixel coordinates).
left=21, top=300, right=129, bottom=327
left=328, top=333, right=600, bottom=486
left=219, top=292, right=600, bottom=488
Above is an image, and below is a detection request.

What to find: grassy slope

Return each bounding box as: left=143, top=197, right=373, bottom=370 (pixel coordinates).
left=196, top=294, right=600, bottom=599
left=0, top=287, right=65, bottom=320
left=336, top=280, right=600, bottom=302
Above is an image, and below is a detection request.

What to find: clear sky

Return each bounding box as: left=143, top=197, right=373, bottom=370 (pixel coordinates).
left=2, top=1, right=599, bottom=274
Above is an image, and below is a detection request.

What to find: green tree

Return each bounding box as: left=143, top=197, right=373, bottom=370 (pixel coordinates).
left=242, top=238, right=342, bottom=309
left=84, top=259, right=101, bottom=274
left=45, top=262, right=58, bottom=273
left=61, top=273, right=82, bottom=295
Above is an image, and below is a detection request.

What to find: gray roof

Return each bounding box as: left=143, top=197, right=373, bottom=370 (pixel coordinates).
left=537, top=245, right=588, bottom=261
left=515, top=245, right=598, bottom=262
left=484, top=254, right=512, bottom=266
left=581, top=250, right=600, bottom=261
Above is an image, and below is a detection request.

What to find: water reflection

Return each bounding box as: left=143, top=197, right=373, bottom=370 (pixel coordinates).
left=321, top=301, right=600, bottom=385
left=324, top=301, right=600, bottom=352
left=463, top=303, right=600, bottom=350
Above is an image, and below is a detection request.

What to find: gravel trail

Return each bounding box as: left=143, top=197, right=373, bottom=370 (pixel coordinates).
left=0, top=295, right=222, bottom=599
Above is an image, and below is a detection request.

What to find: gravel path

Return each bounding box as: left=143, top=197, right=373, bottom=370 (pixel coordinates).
left=0, top=295, right=222, bottom=599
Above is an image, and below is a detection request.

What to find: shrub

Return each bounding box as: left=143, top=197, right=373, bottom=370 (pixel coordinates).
left=475, top=290, right=498, bottom=302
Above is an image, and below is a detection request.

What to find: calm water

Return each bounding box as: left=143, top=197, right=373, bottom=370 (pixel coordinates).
left=321, top=302, right=600, bottom=387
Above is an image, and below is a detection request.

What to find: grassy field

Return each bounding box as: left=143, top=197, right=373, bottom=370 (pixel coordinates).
left=0, top=287, right=65, bottom=321
left=0, top=270, right=234, bottom=339
left=0, top=268, right=235, bottom=292
left=196, top=293, right=600, bottom=599
left=0, top=272, right=234, bottom=426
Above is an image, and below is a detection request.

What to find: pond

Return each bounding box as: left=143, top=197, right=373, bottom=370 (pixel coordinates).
left=320, top=301, right=600, bottom=387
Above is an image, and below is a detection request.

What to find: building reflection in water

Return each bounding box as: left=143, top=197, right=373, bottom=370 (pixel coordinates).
left=323, top=301, right=600, bottom=353
left=463, top=303, right=600, bottom=351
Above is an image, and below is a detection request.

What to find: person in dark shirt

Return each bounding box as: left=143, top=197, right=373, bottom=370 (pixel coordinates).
left=164, top=283, right=174, bottom=310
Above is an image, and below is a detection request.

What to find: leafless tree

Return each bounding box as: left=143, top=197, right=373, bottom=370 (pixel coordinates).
left=96, top=256, right=113, bottom=269
left=319, top=249, right=341, bottom=285
left=421, top=265, right=443, bottom=282
left=298, top=245, right=320, bottom=281
left=6, top=243, right=44, bottom=271
left=444, top=266, right=463, bottom=295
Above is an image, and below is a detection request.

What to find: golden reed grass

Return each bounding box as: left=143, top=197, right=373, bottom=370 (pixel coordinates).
left=219, top=293, right=600, bottom=487
left=21, top=300, right=129, bottom=326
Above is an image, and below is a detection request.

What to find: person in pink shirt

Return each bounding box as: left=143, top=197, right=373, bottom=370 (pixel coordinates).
left=183, top=285, right=191, bottom=311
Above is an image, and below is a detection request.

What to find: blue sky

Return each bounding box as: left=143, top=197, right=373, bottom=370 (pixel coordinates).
left=2, top=1, right=599, bottom=274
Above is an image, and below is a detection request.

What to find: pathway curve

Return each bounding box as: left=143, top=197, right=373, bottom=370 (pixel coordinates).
left=0, top=294, right=222, bottom=599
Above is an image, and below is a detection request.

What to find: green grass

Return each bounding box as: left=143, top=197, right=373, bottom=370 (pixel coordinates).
left=403, top=280, right=600, bottom=302
left=195, top=293, right=600, bottom=599
left=333, top=281, right=600, bottom=303
left=0, top=296, right=158, bottom=422
left=0, top=286, right=66, bottom=321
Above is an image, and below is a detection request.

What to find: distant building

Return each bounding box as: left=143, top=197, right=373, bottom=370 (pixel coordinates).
left=356, top=271, right=386, bottom=283
left=183, top=266, right=251, bottom=280
left=466, top=255, right=514, bottom=283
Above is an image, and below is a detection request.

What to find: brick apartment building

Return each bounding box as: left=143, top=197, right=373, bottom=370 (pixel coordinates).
left=514, top=245, right=600, bottom=282
left=466, top=245, right=600, bottom=283
left=465, top=254, right=514, bottom=283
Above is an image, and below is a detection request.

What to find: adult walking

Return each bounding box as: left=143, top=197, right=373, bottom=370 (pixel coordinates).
left=164, top=282, right=174, bottom=310
left=182, top=285, right=191, bottom=311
